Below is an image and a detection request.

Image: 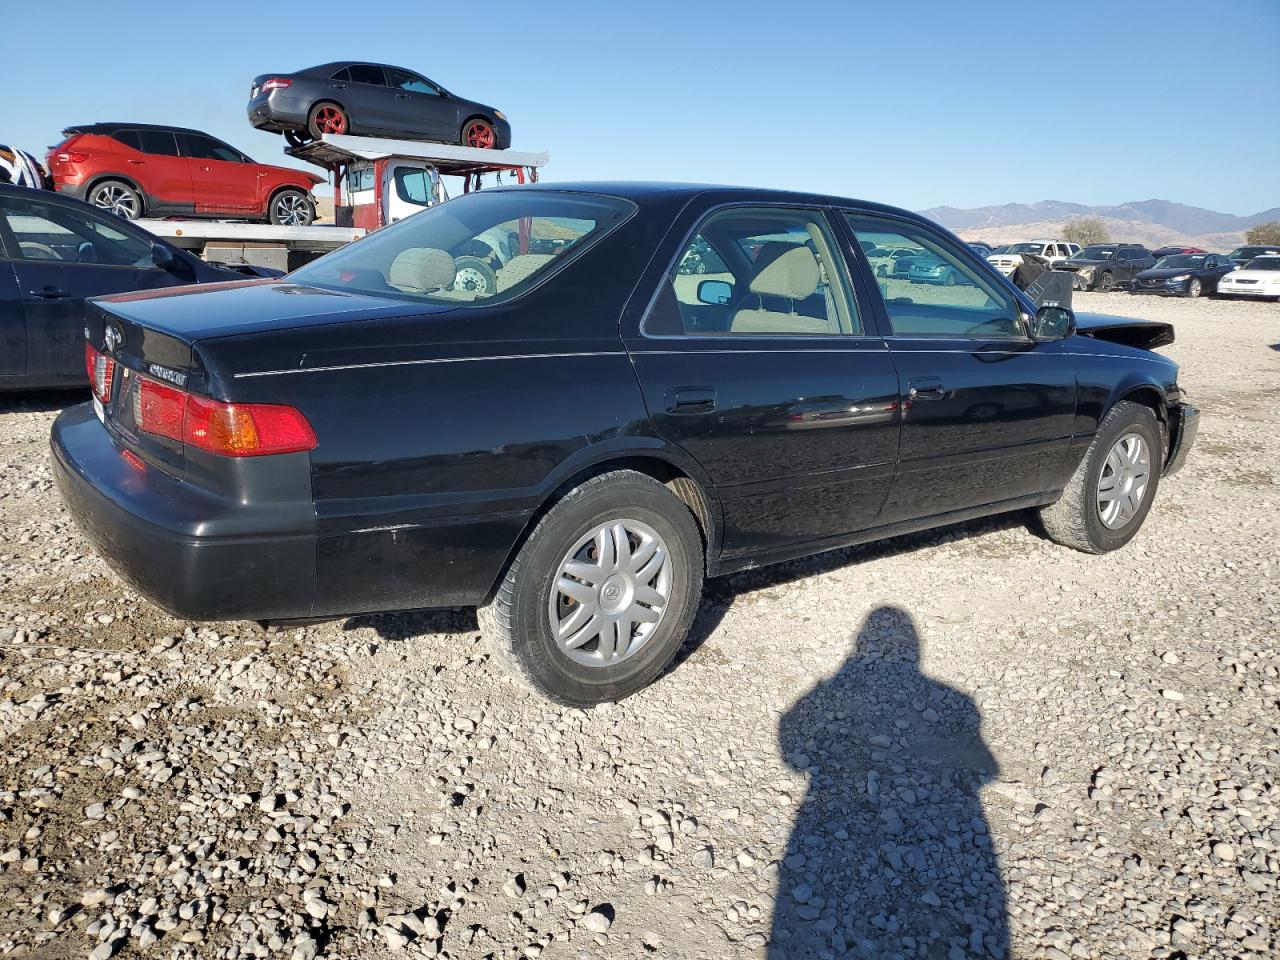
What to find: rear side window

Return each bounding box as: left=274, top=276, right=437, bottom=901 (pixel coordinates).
left=136, top=130, right=180, bottom=157
left=111, top=130, right=142, bottom=151
left=846, top=214, right=1024, bottom=340
left=648, top=207, right=861, bottom=337
left=290, top=190, right=635, bottom=304
left=330, top=67, right=352, bottom=81
left=347, top=64, right=387, bottom=85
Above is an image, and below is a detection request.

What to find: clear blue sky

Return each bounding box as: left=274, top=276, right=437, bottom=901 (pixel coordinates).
left=3, top=0, right=1277, bottom=214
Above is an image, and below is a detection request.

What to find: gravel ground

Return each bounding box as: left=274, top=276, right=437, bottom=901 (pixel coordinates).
left=0, top=292, right=1276, bottom=960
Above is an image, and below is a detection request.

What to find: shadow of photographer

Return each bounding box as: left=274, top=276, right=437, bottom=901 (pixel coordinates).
left=770, top=605, right=1009, bottom=959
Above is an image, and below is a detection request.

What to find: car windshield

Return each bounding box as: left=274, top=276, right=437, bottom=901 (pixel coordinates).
left=1155, top=255, right=1206, bottom=268
left=290, top=190, right=635, bottom=303
left=1077, top=246, right=1116, bottom=259
left=1244, top=257, right=1280, bottom=270
left=1005, top=243, right=1045, bottom=254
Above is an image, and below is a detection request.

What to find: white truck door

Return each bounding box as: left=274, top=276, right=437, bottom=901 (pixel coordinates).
left=383, top=161, right=438, bottom=224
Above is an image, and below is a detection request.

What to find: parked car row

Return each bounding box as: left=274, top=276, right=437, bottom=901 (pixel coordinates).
left=970, top=238, right=1280, bottom=299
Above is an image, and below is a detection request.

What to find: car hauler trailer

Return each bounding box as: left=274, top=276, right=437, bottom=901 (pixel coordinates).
left=134, top=137, right=547, bottom=271
left=286, top=134, right=550, bottom=230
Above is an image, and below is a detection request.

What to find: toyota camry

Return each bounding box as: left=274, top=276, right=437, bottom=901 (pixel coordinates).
left=51, top=183, right=1198, bottom=705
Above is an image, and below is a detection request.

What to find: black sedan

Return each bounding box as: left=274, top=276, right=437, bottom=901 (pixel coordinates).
left=1130, top=253, right=1237, bottom=298
left=51, top=183, right=1198, bottom=705
left=0, top=184, right=279, bottom=391
left=247, top=62, right=511, bottom=149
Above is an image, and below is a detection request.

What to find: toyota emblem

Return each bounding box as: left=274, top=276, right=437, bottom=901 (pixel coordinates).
left=103, top=324, right=123, bottom=354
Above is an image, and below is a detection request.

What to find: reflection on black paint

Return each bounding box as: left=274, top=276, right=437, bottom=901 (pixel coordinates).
left=771, top=606, right=1009, bottom=958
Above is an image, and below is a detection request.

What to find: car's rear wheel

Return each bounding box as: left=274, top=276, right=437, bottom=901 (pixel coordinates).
left=269, top=189, right=315, bottom=226
left=1039, top=400, right=1162, bottom=554
left=1187, top=277, right=1202, bottom=298
left=1099, top=271, right=1115, bottom=292
left=478, top=470, right=704, bottom=705
left=307, top=102, right=348, bottom=139
left=283, top=130, right=309, bottom=149
left=88, top=180, right=142, bottom=220
left=461, top=119, right=497, bottom=149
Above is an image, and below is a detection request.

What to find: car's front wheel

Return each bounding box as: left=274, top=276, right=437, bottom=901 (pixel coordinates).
left=1039, top=400, right=1162, bottom=554
left=461, top=119, right=497, bottom=149
left=1186, top=277, right=1202, bottom=298
left=478, top=470, right=704, bottom=705
left=1098, top=271, right=1115, bottom=292
left=88, top=180, right=143, bottom=220
left=269, top=189, right=315, bottom=226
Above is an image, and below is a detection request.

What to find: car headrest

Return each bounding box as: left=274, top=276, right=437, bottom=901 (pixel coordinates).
left=749, top=245, right=820, bottom=299
left=388, top=247, right=456, bottom=293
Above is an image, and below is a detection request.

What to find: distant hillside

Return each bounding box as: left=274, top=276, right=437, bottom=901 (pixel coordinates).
left=920, top=199, right=1280, bottom=251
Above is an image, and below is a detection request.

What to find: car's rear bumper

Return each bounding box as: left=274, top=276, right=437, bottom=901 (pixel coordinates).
left=53, top=181, right=88, bottom=200
left=247, top=92, right=310, bottom=132
left=1164, top=404, right=1199, bottom=477
left=51, top=404, right=318, bottom=621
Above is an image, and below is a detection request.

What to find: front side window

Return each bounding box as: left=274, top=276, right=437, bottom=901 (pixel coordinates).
left=347, top=64, right=387, bottom=86
left=649, top=207, right=861, bottom=337
left=291, top=189, right=634, bottom=304
left=388, top=68, right=439, bottom=95
left=1079, top=245, right=1117, bottom=260
left=136, top=130, right=180, bottom=157
left=846, top=214, right=1023, bottom=340
left=0, top=196, right=154, bottom=267
left=394, top=167, right=434, bottom=206
left=181, top=134, right=244, bottom=163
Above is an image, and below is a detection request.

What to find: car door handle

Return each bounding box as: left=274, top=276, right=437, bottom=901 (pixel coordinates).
left=127, top=159, right=145, bottom=164
left=666, top=387, right=717, bottom=414
left=28, top=286, right=70, bottom=299
left=395, top=93, right=410, bottom=99
left=329, top=83, right=347, bottom=89
left=908, top=378, right=946, bottom=400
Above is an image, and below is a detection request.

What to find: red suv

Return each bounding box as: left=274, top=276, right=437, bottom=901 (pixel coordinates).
left=47, top=123, right=324, bottom=225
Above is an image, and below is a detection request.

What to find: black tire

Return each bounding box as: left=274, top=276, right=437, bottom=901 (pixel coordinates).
left=1098, top=271, right=1115, bottom=292
left=283, top=130, right=309, bottom=149
left=87, top=180, right=143, bottom=220
left=478, top=470, right=704, bottom=705
left=1186, top=277, right=1202, bottom=298
left=307, top=102, right=348, bottom=140
left=1038, top=400, right=1162, bottom=554
left=452, top=255, right=498, bottom=295
left=268, top=189, right=315, bottom=226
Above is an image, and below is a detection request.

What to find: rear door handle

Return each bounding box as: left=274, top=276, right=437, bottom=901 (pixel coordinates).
left=127, top=159, right=145, bottom=164
left=395, top=93, right=410, bottom=99
left=330, top=83, right=347, bottom=89
left=908, top=377, right=945, bottom=400
left=666, top=387, right=717, bottom=414
left=29, top=286, right=70, bottom=300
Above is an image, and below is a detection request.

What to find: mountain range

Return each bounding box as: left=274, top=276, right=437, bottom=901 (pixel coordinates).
left=919, top=199, right=1280, bottom=250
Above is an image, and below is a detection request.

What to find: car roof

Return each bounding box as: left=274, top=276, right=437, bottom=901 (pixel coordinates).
left=299, top=61, right=418, bottom=75
left=485, top=181, right=938, bottom=226
left=63, top=122, right=220, bottom=138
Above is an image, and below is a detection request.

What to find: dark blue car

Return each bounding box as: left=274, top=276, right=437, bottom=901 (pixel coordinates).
left=0, top=184, right=279, bottom=391
left=1131, top=253, right=1236, bottom=298
left=51, top=183, right=1197, bottom=705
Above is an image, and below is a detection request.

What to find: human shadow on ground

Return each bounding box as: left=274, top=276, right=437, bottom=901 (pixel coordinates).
left=769, top=605, right=1009, bottom=959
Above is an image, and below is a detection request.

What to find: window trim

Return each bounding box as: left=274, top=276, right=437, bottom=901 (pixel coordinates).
left=638, top=201, right=876, bottom=342
left=836, top=208, right=1033, bottom=342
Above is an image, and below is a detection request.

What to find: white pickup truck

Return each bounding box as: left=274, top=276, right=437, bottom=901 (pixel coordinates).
left=988, top=240, right=1080, bottom=277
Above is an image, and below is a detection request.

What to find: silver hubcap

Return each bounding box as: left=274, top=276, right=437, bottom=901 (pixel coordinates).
left=454, top=267, right=490, bottom=293
left=275, top=194, right=310, bottom=225
left=547, top=519, right=672, bottom=668
left=1097, top=433, right=1151, bottom=529
left=91, top=185, right=138, bottom=219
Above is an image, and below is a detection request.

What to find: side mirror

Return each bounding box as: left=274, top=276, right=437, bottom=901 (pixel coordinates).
left=1030, top=305, right=1076, bottom=341
left=151, top=242, right=179, bottom=272
left=697, top=279, right=733, bottom=305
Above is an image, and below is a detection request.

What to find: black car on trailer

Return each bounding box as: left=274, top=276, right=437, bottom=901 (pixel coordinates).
left=51, top=182, right=1198, bottom=705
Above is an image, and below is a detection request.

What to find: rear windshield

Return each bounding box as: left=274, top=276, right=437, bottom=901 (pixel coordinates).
left=290, top=190, right=635, bottom=304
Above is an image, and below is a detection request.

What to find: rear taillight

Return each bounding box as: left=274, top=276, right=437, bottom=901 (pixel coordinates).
left=54, top=151, right=89, bottom=163
left=261, top=78, right=292, bottom=91
left=135, top=376, right=316, bottom=457
left=85, top=344, right=115, bottom=403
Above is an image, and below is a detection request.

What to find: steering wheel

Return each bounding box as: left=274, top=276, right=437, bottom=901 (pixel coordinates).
left=77, top=241, right=100, bottom=263
left=19, top=241, right=59, bottom=261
